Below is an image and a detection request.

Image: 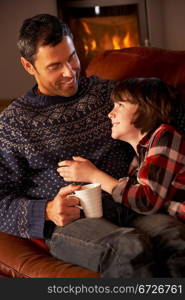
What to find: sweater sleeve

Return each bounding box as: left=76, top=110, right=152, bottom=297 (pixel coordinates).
left=0, top=115, right=48, bottom=238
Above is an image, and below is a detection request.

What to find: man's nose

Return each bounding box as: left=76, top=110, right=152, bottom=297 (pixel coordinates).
left=62, top=62, right=73, bottom=77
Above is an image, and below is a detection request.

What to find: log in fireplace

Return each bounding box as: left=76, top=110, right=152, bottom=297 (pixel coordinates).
left=57, top=0, right=150, bottom=72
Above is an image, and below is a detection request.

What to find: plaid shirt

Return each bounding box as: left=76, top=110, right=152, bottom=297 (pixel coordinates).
left=112, top=124, right=185, bottom=222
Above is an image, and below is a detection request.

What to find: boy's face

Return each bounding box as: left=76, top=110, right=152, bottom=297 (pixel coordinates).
left=108, top=95, right=139, bottom=142
left=21, top=36, right=81, bottom=97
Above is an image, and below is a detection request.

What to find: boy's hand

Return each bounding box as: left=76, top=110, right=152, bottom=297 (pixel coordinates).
left=57, top=156, right=98, bottom=183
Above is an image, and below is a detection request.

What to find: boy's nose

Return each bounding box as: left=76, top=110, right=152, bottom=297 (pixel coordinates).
left=108, top=108, right=115, bottom=119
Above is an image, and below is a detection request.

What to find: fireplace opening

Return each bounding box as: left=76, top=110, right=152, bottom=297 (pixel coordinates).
left=57, top=0, right=148, bottom=72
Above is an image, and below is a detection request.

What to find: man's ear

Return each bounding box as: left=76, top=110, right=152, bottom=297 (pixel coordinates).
left=20, top=57, right=35, bottom=75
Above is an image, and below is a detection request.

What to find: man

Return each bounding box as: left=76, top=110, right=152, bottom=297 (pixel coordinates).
left=0, top=14, right=134, bottom=239
left=0, top=14, right=184, bottom=277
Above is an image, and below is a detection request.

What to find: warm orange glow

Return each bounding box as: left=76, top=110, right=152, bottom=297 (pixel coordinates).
left=101, top=33, right=113, bottom=49
left=82, top=21, right=92, bottom=35
left=84, top=39, right=97, bottom=54
left=112, top=34, right=121, bottom=49
left=83, top=31, right=135, bottom=53
left=80, top=19, right=140, bottom=57
left=84, top=44, right=89, bottom=54
left=91, top=40, right=96, bottom=50
left=123, top=32, right=131, bottom=47
left=70, top=15, right=141, bottom=70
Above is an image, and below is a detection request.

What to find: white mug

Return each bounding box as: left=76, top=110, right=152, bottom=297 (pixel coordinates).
left=74, top=183, right=103, bottom=218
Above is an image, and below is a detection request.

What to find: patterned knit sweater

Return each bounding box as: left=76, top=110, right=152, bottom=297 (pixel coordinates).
left=0, top=76, right=134, bottom=238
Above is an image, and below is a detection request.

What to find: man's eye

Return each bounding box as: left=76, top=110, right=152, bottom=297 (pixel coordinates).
left=48, top=64, right=60, bottom=71
left=69, top=52, right=77, bottom=62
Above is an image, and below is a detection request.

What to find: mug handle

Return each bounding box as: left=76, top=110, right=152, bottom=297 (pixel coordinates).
left=67, top=194, right=83, bottom=210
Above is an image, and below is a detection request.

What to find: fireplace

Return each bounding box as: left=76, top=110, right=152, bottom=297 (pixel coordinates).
left=57, top=0, right=149, bottom=72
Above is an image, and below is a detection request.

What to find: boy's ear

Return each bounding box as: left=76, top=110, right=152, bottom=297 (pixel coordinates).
left=20, top=57, right=35, bottom=75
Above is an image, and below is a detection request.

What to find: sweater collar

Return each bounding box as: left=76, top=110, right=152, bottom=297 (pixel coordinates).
left=24, top=75, right=90, bottom=107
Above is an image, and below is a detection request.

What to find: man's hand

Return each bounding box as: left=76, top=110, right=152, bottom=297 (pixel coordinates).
left=45, top=184, right=82, bottom=226
left=57, top=156, right=98, bottom=182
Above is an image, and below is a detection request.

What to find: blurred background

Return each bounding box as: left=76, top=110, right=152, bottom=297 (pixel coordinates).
left=0, top=0, right=185, bottom=100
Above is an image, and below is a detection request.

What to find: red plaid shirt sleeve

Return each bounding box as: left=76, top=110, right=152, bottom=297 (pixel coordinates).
left=112, top=124, right=185, bottom=222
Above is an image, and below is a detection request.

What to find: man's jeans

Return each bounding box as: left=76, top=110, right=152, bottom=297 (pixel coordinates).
left=46, top=217, right=154, bottom=277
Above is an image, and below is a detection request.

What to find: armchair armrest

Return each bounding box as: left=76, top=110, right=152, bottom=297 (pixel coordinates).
left=0, top=232, right=100, bottom=278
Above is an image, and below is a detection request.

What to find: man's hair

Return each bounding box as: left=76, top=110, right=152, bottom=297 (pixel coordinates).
left=17, top=14, right=73, bottom=64
left=111, top=77, right=179, bottom=133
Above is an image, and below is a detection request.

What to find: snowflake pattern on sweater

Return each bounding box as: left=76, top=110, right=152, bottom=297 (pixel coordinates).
left=0, top=76, right=134, bottom=238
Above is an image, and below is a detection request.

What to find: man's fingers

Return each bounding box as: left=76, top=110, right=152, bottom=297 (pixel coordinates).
left=66, top=195, right=80, bottom=206
left=55, top=208, right=81, bottom=226
left=58, top=184, right=81, bottom=197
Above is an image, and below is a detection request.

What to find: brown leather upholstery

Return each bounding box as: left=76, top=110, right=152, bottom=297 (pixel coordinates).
left=0, top=232, right=99, bottom=278
left=1, top=46, right=185, bottom=277
left=86, top=47, right=185, bottom=98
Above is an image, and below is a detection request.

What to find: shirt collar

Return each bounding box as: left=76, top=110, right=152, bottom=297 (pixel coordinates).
left=136, top=129, right=156, bottom=154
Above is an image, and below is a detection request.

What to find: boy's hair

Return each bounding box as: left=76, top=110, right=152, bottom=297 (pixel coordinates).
left=17, top=14, right=73, bottom=64
left=111, top=77, right=179, bottom=133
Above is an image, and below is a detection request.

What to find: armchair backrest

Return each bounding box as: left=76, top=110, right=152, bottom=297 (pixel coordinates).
left=86, top=47, right=185, bottom=100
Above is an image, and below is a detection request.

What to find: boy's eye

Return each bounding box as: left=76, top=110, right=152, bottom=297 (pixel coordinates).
left=117, top=102, right=124, bottom=107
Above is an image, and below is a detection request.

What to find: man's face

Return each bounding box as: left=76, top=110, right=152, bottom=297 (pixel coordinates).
left=26, top=36, right=81, bottom=97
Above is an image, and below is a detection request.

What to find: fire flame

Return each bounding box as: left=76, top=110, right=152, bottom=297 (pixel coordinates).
left=81, top=21, right=138, bottom=55
left=91, top=40, right=97, bottom=50
left=112, top=34, right=121, bottom=49
left=123, top=32, right=132, bottom=47
left=82, top=21, right=92, bottom=35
